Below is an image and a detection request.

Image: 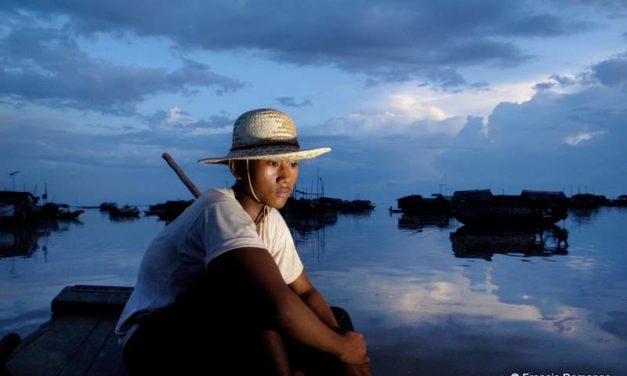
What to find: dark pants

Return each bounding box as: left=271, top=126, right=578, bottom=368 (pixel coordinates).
left=122, top=273, right=354, bottom=375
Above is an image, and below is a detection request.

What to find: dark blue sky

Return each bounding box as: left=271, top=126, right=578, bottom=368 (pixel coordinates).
left=1, top=0, right=626, bottom=206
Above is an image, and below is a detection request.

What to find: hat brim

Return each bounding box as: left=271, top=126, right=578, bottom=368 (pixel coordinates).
left=198, top=146, right=331, bottom=164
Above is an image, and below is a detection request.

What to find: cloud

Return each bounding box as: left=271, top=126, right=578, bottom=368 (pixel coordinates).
left=591, top=53, right=627, bottom=89
left=275, top=97, right=312, bottom=108
left=0, top=111, right=233, bottom=169
left=311, top=91, right=468, bottom=138
left=435, top=62, right=627, bottom=195
left=533, top=74, right=579, bottom=91
left=147, top=107, right=233, bottom=134
left=564, top=130, right=606, bottom=146
left=0, top=0, right=601, bottom=89
left=0, top=21, right=244, bottom=115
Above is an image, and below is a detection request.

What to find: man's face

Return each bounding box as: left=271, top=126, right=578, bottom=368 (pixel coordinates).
left=248, top=159, right=299, bottom=209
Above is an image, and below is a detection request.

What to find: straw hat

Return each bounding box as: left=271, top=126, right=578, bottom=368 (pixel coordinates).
left=198, top=108, right=331, bottom=164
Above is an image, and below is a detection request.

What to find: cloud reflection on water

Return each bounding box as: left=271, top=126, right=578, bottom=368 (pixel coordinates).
left=290, top=209, right=627, bottom=374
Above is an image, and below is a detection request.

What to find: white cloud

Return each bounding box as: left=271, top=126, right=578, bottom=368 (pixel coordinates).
left=435, top=67, right=627, bottom=196
left=314, top=91, right=466, bottom=138
left=564, top=130, right=606, bottom=146
left=161, top=107, right=195, bottom=128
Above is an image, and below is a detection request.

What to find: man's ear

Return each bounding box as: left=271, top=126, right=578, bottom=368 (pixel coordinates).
left=228, top=160, right=243, bottom=180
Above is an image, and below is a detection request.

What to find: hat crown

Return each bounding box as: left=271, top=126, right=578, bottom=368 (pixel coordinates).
left=231, top=109, right=299, bottom=151
left=198, top=108, right=330, bottom=164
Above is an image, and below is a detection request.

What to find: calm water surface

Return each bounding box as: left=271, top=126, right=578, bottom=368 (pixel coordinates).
left=1, top=206, right=626, bottom=375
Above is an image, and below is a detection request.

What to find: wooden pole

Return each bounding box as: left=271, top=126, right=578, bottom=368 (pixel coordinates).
left=162, top=153, right=202, bottom=199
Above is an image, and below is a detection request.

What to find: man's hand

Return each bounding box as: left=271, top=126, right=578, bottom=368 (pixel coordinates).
left=343, top=363, right=371, bottom=376
left=338, top=331, right=369, bottom=365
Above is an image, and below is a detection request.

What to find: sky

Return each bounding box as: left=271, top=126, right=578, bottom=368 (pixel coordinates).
left=1, top=0, right=626, bottom=206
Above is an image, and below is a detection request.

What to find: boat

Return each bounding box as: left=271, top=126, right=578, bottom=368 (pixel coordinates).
left=144, top=200, right=193, bottom=221
left=109, top=205, right=140, bottom=218
left=610, top=195, right=627, bottom=207
left=3, top=285, right=132, bottom=376
left=38, top=203, right=84, bottom=220
left=395, top=193, right=452, bottom=215
left=3, top=285, right=355, bottom=375
left=451, top=189, right=568, bottom=227
left=569, top=193, right=610, bottom=208
left=99, top=202, right=118, bottom=212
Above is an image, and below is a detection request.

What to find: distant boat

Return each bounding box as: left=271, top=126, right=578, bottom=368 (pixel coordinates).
left=569, top=193, right=610, bottom=208
left=610, top=195, right=627, bottom=207
left=452, top=189, right=568, bottom=227
left=395, top=193, right=452, bottom=215
left=109, top=205, right=140, bottom=218
left=38, top=203, right=84, bottom=220
left=99, top=202, right=118, bottom=212
left=144, top=200, right=193, bottom=221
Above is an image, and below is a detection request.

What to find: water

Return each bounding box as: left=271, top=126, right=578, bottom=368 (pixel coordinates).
left=2, top=207, right=626, bottom=375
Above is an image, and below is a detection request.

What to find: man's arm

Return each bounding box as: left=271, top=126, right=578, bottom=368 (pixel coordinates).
left=289, top=272, right=339, bottom=330
left=207, top=247, right=368, bottom=365
left=289, top=271, right=371, bottom=376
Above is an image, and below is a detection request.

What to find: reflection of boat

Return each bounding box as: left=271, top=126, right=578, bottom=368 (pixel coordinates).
left=144, top=200, right=193, bottom=221
left=569, top=208, right=598, bottom=226
left=452, top=190, right=568, bottom=227
left=0, top=226, right=42, bottom=258
left=398, top=213, right=452, bottom=232
left=283, top=211, right=338, bottom=236
left=282, top=196, right=374, bottom=215
left=109, top=205, right=140, bottom=218
left=449, top=225, right=568, bottom=260
left=0, top=221, right=66, bottom=259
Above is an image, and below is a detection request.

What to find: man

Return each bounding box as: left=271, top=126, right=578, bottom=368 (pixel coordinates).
left=116, top=109, right=370, bottom=375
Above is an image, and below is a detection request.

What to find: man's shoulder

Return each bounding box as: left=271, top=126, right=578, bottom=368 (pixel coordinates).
left=168, top=188, right=238, bottom=228
left=201, top=187, right=236, bottom=202
left=194, top=188, right=240, bottom=210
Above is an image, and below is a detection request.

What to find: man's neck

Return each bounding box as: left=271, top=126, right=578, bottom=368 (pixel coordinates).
left=233, top=185, right=264, bottom=222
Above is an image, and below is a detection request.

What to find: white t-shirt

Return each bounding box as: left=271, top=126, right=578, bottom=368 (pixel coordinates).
left=115, top=188, right=303, bottom=340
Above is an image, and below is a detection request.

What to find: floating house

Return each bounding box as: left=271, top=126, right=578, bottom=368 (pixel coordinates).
left=451, top=189, right=568, bottom=227
left=395, top=193, right=452, bottom=215
left=0, top=191, right=39, bottom=224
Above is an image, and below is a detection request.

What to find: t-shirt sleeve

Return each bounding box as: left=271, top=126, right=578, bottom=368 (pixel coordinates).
left=268, top=210, right=304, bottom=285
left=201, top=201, right=266, bottom=266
